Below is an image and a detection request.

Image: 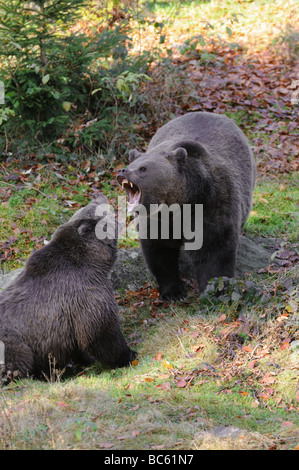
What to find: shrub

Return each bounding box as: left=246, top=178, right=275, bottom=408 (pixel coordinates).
left=0, top=0, right=152, bottom=159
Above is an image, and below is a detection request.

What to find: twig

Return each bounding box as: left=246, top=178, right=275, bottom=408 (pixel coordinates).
left=176, top=334, right=187, bottom=355
left=250, top=343, right=261, bottom=359
left=0, top=180, right=53, bottom=200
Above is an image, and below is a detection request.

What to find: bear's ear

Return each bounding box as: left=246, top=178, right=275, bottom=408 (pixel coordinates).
left=167, top=147, right=188, bottom=164
left=129, top=149, right=142, bottom=162
left=77, top=218, right=96, bottom=236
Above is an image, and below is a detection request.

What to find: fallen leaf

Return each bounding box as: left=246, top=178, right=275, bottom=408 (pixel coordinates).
left=157, top=372, right=170, bottom=379
left=191, top=344, right=205, bottom=353
left=242, top=346, right=253, bottom=352
left=154, top=352, right=163, bottom=360
left=162, top=360, right=173, bottom=369
left=99, top=442, right=114, bottom=449
left=258, top=393, right=270, bottom=400
left=217, top=314, right=226, bottom=322
left=280, top=339, right=290, bottom=350
left=156, top=382, right=171, bottom=390
left=248, top=360, right=257, bottom=369
left=281, top=421, right=293, bottom=427
left=147, top=396, right=160, bottom=403
left=277, top=314, right=289, bottom=322
left=177, top=379, right=187, bottom=388
left=258, top=388, right=274, bottom=399
left=259, top=373, right=275, bottom=384
left=285, top=305, right=294, bottom=312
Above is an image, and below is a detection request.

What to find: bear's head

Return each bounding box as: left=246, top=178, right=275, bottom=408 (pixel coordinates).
left=56, top=195, right=118, bottom=266
left=27, top=195, right=118, bottom=275
left=116, top=145, right=193, bottom=213
left=117, top=141, right=210, bottom=213
left=68, top=194, right=109, bottom=222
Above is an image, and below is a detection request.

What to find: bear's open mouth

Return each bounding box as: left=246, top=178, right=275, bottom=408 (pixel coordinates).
left=117, top=176, right=141, bottom=213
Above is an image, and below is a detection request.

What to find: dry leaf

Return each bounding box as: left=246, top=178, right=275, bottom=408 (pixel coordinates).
left=162, top=360, right=173, bottom=369
left=177, top=379, right=187, bottom=388
left=217, top=314, right=226, bottom=322
left=99, top=442, right=114, bottom=449
left=259, top=373, right=275, bottom=384
left=156, top=382, right=171, bottom=390
left=191, top=343, right=205, bottom=353
left=281, top=421, right=293, bottom=427
left=280, top=338, right=290, bottom=350
left=248, top=360, right=257, bottom=369
left=155, top=352, right=163, bottom=360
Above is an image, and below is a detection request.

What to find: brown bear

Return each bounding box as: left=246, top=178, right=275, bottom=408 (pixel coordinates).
left=0, top=195, right=136, bottom=382
left=117, top=112, right=256, bottom=300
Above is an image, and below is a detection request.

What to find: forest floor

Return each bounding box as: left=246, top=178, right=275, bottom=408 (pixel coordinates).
left=0, top=0, right=298, bottom=450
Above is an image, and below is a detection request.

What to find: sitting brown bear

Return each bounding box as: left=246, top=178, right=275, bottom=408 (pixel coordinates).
left=117, top=112, right=256, bottom=300
left=0, top=195, right=136, bottom=381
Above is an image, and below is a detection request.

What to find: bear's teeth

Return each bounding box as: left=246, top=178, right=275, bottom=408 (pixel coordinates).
left=129, top=182, right=133, bottom=188
left=121, top=179, right=128, bottom=188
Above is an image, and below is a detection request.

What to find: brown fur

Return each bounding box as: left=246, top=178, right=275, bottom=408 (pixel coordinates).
left=0, top=195, right=136, bottom=381
left=117, top=112, right=256, bottom=300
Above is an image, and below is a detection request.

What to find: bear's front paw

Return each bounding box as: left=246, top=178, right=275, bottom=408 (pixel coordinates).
left=159, top=285, right=186, bottom=302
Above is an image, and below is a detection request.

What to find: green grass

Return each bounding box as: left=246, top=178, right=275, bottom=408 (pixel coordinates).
left=1, top=297, right=298, bottom=450
left=143, top=0, right=297, bottom=44
left=0, top=173, right=89, bottom=271
left=1, top=167, right=297, bottom=272
left=245, top=174, right=299, bottom=241
left=0, top=162, right=127, bottom=271
left=1, top=0, right=298, bottom=451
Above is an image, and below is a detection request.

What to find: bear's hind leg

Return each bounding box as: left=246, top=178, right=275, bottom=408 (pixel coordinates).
left=86, top=326, right=136, bottom=369
left=193, top=245, right=237, bottom=293
left=0, top=332, right=34, bottom=383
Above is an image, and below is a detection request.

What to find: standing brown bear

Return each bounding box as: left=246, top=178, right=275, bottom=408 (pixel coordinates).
left=0, top=195, right=136, bottom=381
left=117, top=112, right=256, bottom=300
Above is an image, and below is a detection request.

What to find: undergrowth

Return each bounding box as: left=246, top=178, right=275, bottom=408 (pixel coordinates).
left=0, top=0, right=298, bottom=451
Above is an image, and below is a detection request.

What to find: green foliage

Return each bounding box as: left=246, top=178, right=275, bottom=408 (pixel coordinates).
left=246, top=175, right=299, bottom=242
left=198, top=276, right=272, bottom=313
left=0, top=1, right=87, bottom=133
left=198, top=272, right=298, bottom=328
left=0, top=0, right=152, bottom=158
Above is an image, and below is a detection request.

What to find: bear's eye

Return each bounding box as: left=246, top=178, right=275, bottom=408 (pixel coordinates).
left=139, top=166, right=147, bottom=173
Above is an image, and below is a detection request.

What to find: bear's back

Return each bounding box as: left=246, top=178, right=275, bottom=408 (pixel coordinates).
left=148, top=112, right=248, bottom=160
left=147, top=112, right=256, bottom=225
